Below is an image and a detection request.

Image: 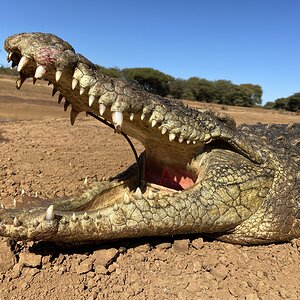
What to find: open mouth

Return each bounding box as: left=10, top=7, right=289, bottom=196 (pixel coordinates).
left=0, top=33, right=274, bottom=243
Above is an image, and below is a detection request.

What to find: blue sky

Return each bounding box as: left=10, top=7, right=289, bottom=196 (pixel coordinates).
left=1, top=0, right=300, bottom=104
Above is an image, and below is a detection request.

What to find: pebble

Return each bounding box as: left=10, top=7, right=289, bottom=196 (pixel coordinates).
left=92, top=248, right=118, bottom=267
left=19, top=252, right=42, bottom=268
left=172, top=239, right=190, bottom=253
left=0, top=239, right=16, bottom=273
left=75, top=258, right=94, bottom=275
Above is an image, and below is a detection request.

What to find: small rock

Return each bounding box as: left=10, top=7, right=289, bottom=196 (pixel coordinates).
left=94, top=265, right=108, bottom=275
left=155, top=242, right=172, bottom=250
left=75, top=258, right=94, bottom=275
left=19, top=252, right=42, bottom=268
left=172, top=239, right=190, bottom=253
left=0, top=239, right=16, bottom=273
left=193, top=261, right=202, bottom=273
left=93, top=248, right=118, bottom=267
left=107, top=262, right=118, bottom=273
left=134, top=243, right=150, bottom=253
left=210, top=263, right=228, bottom=281
left=11, top=263, right=22, bottom=279
left=191, top=237, right=204, bottom=250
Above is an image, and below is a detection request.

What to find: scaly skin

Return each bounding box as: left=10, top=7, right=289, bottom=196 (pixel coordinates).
left=0, top=32, right=299, bottom=245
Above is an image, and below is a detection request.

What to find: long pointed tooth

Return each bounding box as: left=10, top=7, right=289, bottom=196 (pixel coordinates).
left=148, top=190, right=154, bottom=200
left=32, top=219, right=39, bottom=227
left=71, top=213, right=77, bottom=222
left=55, top=70, right=62, bottom=82
left=17, top=56, right=29, bottom=72
left=186, top=140, right=191, bottom=144
left=64, top=100, right=70, bottom=111
left=124, top=193, right=131, bottom=204
left=83, top=212, right=89, bottom=220
left=135, top=187, right=143, bottom=199
left=79, top=87, right=85, bottom=95
left=193, top=140, right=197, bottom=144
left=45, top=205, right=55, bottom=221
left=99, top=103, right=107, bottom=116
left=151, top=120, right=157, bottom=127
left=58, top=93, right=64, bottom=104
left=88, top=95, right=95, bottom=107
left=141, top=113, right=145, bottom=121
left=7, top=52, right=13, bottom=62
left=52, top=87, right=58, bottom=97
left=70, top=108, right=80, bottom=125
left=34, top=65, right=47, bottom=79
left=178, top=137, right=184, bottom=143
left=13, top=217, right=21, bottom=227
left=129, top=113, right=134, bottom=121
left=16, top=79, right=22, bottom=89
left=169, top=133, right=176, bottom=142
left=72, top=78, right=79, bottom=90
left=112, top=111, right=123, bottom=133
left=161, top=127, right=167, bottom=135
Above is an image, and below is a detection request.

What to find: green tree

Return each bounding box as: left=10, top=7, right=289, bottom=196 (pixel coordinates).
left=123, top=68, right=174, bottom=97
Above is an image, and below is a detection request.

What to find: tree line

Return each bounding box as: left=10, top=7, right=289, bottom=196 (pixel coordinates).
left=0, top=64, right=299, bottom=112
left=96, top=65, right=263, bottom=107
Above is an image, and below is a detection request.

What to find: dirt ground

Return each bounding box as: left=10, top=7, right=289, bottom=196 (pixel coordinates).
left=0, top=75, right=300, bottom=299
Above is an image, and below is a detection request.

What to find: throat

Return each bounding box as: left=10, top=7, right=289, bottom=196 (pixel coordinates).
left=144, top=160, right=196, bottom=190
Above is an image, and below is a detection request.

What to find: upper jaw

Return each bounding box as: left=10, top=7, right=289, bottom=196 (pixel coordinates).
left=5, top=32, right=240, bottom=148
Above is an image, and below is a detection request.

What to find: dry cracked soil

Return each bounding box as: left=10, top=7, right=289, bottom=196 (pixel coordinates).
left=0, top=75, right=300, bottom=300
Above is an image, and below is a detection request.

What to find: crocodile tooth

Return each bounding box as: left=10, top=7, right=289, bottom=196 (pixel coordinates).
left=186, top=140, right=191, bottom=144
left=70, top=108, right=79, bottom=125
left=161, top=127, right=167, bottom=135
left=169, top=133, right=176, bottom=142
left=34, top=65, right=47, bottom=79
left=21, top=189, right=25, bottom=196
left=79, top=87, right=85, bottom=95
left=129, top=113, right=134, bottom=121
left=60, top=217, right=67, bottom=224
left=151, top=120, right=157, bottom=127
left=112, top=111, right=123, bottom=133
left=96, top=211, right=102, bottom=219
left=16, top=79, right=22, bottom=89
left=178, top=137, right=184, bottom=143
left=83, top=212, right=89, bottom=220
left=72, top=78, right=79, bottom=90
left=45, top=205, right=55, bottom=221
left=13, top=217, right=21, bottom=227
left=88, top=95, right=95, bottom=107
left=0, top=203, right=5, bottom=209
left=193, top=140, right=197, bottom=144
left=135, top=187, right=143, bottom=199
left=113, top=203, right=119, bottom=211
left=17, top=56, right=29, bottom=72
left=147, top=190, right=154, bottom=200
left=99, top=103, right=106, bottom=116
left=52, top=87, right=58, bottom=97
left=55, top=70, right=62, bottom=82
left=7, top=52, right=13, bottom=61
left=64, top=100, right=70, bottom=111
left=32, top=219, right=39, bottom=227
left=124, top=193, right=131, bottom=204
left=141, top=113, right=145, bottom=121
left=58, top=93, right=64, bottom=104
left=71, top=213, right=77, bottom=222
left=84, top=177, right=88, bottom=185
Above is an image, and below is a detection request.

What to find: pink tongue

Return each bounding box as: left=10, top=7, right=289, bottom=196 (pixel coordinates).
left=145, top=166, right=195, bottom=190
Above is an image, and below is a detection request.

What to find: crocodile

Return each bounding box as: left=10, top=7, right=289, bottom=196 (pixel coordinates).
left=0, top=32, right=299, bottom=245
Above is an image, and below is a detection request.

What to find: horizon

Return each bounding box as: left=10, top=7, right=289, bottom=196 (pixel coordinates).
left=1, top=0, right=300, bottom=104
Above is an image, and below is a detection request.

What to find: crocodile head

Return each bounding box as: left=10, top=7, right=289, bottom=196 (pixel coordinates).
left=1, top=32, right=299, bottom=245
